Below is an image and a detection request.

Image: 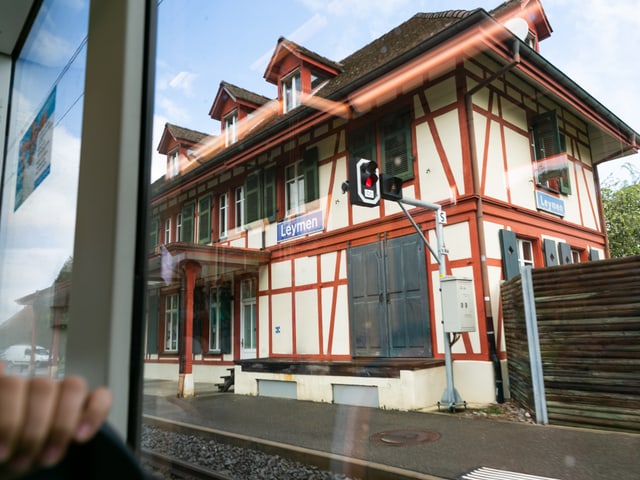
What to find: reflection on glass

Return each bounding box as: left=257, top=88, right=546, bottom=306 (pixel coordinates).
left=142, top=1, right=639, bottom=477
left=0, top=0, right=90, bottom=378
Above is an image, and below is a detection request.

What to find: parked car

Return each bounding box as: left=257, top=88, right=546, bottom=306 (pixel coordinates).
left=0, top=344, right=52, bottom=369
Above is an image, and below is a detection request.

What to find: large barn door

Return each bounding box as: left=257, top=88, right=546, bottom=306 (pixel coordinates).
left=349, top=233, right=431, bottom=358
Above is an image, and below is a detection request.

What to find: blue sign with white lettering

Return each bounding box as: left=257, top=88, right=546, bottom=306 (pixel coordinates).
left=277, top=210, right=324, bottom=242
left=535, top=190, right=565, bottom=217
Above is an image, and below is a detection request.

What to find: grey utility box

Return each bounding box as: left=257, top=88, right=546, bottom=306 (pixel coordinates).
left=440, top=276, right=476, bottom=333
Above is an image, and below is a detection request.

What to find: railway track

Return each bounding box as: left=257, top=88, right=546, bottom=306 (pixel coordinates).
left=141, top=416, right=444, bottom=480
left=141, top=449, right=234, bottom=480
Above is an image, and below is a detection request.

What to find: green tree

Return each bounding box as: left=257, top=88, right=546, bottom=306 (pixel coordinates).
left=601, top=163, right=640, bottom=258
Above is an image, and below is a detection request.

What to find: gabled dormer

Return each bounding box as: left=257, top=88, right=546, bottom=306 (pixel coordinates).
left=491, top=0, right=552, bottom=53
left=157, top=123, right=208, bottom=180
left=209, top=81, right=271, bottom=147
left=264, top=37, right=342, bottom=114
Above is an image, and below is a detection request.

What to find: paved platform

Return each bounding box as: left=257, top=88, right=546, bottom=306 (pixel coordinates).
left=142, top=380, right=639, bottom=480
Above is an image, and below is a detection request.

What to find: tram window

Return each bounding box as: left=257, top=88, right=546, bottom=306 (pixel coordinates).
left=1, top=0, right=637, bottom=478
left=0, top=0, right=90, bottom=378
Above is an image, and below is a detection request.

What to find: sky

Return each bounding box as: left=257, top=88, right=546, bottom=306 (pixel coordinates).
left=151, top=0, right=640, bottom=185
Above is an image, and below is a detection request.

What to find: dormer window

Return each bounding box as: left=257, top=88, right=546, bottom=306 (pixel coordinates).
left=224, top=110, right=238, bottom=146
left=282, top=70, right=301, bottom=113
left=168, top=150, right=179, bottom=178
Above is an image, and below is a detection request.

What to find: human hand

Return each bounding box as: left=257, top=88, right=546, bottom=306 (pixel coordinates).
left=0, top=363, right=112, bottom=476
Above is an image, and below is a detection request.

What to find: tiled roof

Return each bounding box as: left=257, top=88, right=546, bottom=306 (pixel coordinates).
left=320, top=10, right=476, bottom=98
left=165, top=123, right=209, bottom=144
left=220, top=81, right=271, bottom=107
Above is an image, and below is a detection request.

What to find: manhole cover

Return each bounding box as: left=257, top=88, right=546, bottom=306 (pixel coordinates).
left=369, top=429, right=440, bottom=446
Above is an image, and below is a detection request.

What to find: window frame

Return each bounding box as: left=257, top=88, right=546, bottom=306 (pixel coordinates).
left=285, top=160, right=305, bottom=217
left=168, top=149, right=179, bottom=178
left=531, top=110, right=571, bottom=195
left=282, top=70, right=301, bottom=113
left=219, top=192, right=228, bottom=239
left=197, top=194, right=212, bottom=244
left=235, top=186, right=245, bottom=229
left=164, top=293, right=179, bottom=353
left=164, top=217, right=171, bottom=244
left=224, top=110, right=238, bottom=147
left=517, top=238, right=534, bottom=268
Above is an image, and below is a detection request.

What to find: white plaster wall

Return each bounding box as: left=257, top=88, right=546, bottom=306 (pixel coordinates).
left=330, top=284, right=350, bottom=355
left=271, top=260, right=291, bottom=289
left=295, top=289, right=319, bottom=354
left=424, top=76, right=457, bottom=111
left=483, top=220, right=505, bottom=260
left=294, top=256, right=316, bottom=285
left=435, top=110, right=465, bottom=196
left=504, top=128, right=536, bottom=210
left=233, top=360, right=495, bottom=410
left=416, top=122, right=451, bottom=203
left=443, top=222, right=472, bottom=261
left=326, top=156, right=350, bottom=232
left=453, top=360, right=496, bottom=406
left=258, top=295, right=270, bottom=357
left=271, top=293, right=293, bottom=354
left=144, top=362, right=178, bottom=380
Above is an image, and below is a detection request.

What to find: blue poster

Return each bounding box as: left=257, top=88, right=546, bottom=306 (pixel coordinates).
left=15, top=86, right=56, bottom=211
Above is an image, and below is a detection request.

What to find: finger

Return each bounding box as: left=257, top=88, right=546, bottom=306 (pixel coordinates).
left=73, top=387, right=112, bottom=443
left=0, top=362, right=5, bottom=375
left=0, top=375, right=28, bottom=464
left=9, top=378, right=58, bottom=472
left=37, top=376, right=87, bottom=467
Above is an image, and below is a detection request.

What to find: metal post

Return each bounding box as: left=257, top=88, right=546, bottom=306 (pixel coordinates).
left=521, top=266, right=548, bottom=424
left=398, top=198, right=464, bottom=412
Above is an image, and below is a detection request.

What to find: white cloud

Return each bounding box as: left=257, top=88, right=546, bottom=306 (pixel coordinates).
left=168, top=71, right=198, bottom=96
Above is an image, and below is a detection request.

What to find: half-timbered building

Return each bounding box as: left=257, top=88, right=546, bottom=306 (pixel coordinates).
left=144, top=0, right=639, bottom=408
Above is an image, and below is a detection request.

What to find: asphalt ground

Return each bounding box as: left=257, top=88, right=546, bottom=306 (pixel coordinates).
left=142, top=380, right=640, bottom=480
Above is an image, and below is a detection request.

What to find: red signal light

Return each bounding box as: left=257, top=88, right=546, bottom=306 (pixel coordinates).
left=365, top=173, right=378, bottom=188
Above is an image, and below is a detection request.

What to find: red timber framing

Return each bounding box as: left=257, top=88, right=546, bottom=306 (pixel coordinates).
left=145, top=2, right=639, bottom=407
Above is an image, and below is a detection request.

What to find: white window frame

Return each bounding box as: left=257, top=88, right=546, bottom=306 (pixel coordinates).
left=224, top=110, right=238, bottom=147
left=219, top=193, right=228, bottom=239
left=164, top=293, right=179, bottom=352
left=176, top=213, right=182, bottom=242
left=164, top=218, right=171, bottom=243
left=235, top=186, right=245, bottom=228
left=168, top=150, right=179, bottom=178
left=285, top=161, right=305, bottom=216
left=517, top=238, right=534, bottom=268
left=282, top=70, right=301, bottom=113
left=209, top=288, right=221, bottom=352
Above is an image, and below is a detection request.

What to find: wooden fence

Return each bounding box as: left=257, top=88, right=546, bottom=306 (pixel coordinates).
left=501, top=255, right=640, bottom=432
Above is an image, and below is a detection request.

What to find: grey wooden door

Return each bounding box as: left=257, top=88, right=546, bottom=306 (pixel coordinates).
left=349, top=233, right=431, bottom=357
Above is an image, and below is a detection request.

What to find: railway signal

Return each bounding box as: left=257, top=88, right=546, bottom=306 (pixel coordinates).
left=349, top=158, right=380, bottom=206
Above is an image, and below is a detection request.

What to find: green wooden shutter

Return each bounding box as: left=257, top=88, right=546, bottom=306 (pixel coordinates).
left=382, top=111, right=413, bottom=179
left=220, top=282, right=232, bottom=354
left=198, top=195, right=212, bottom=244
left=349, top=125, right=376, bottom=164
left=303, top=146, right=319, bottom=202
left=263, top=166, right=277, bottom=222
left=245, top=172, right=261, bottom=223
left=543, top=238, right=558, bottom=266
left=181, top=202, right=195, bottom=243
left=588, top=249, right=600, bottom=261
left=149, top=217, right=159, bottom=249
left=147, top=292, right=159, bottom=354
left=498, top=229, right=520, bottom=280
left=558, top=242, right=572, bottom=264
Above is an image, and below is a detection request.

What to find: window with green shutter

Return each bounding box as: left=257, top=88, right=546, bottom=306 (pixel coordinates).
left=348, top=110, right=414, bottom=180
left=198, top=195, right=212, bottom=244
left=245, top=173, right=261, bottom=224
left=181, top=202, right=195, bottom=243
left=381, top=111, right=413, bottom=180
left=531, top=111, right=571, bottom=195
left=263, top=166, right=277, bottom=222
left=149, top=217, right=159, bottom=249
left=302, top=146, right=319, bottom=203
